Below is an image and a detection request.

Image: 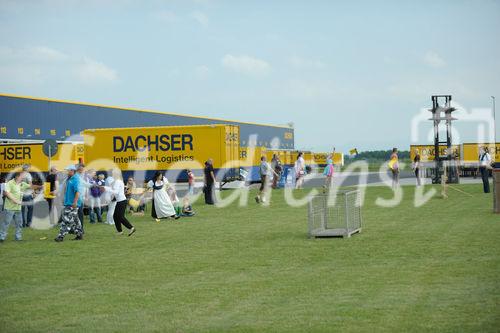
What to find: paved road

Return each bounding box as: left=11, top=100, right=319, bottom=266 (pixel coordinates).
left=302, top=170, right=415, bottom=188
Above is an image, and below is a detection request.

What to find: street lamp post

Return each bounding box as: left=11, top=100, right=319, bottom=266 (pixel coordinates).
left=492, top=96, right=496, bottom=144
left=492, top=96, right=500, bottom=214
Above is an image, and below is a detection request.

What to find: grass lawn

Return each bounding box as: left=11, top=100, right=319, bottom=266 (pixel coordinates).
left=0, top=184, right=499, bottom=332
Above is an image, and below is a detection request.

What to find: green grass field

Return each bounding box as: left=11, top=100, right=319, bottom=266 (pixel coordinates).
left=0, top=184, right=499, bottom=333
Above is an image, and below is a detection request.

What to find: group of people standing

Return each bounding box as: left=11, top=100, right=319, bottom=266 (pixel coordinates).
left=0, top=157, right=214, bottom=243
left=0, top=164, right=137, bottom=243
left=255, top=152, right=328, bottom=203
left=401, top=146, right=493, bottom=192
left=53, top=165, right=136, bottom=242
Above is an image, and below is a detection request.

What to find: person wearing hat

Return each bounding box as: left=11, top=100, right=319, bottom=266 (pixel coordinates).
left=75, top=163, right=87, bottom=232
left=54, top=165, right=83, bottom=242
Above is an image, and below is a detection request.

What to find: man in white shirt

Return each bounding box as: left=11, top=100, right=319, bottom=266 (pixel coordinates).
left=479, top=147, right=492, bottom=193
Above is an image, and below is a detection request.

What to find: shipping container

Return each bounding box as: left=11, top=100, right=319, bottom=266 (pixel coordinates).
left=409, top=144, right=461, bottom=162
left=83, top=124, right=239, bottom=183
left=310, top=152, right=344, bottom=167
left=0, top=142, right=83, bottom=175
left=460, top=143, right=500, bottom=164
left=410, top=143, right=498, bottom=178
left=238, top=146, right=268, bottom=182
left=0, top=93, right=294, bottom=150
left=239, top=148, right=345, bottom=182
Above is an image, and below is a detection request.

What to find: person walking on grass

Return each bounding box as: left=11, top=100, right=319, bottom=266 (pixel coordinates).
left=147, top=171, right=178, bottom=222
left=323, top=157, right=335, bottom=191
left=75, top=163, right=88, bottom=233
left=0, top=172, right=39, bottom=242
left=20, top=164, right=34, bottom=228
left=255, top=156, right=278, bottom=204
left=294, top=152, right=306, bottom=189
left=270, top=154, right=282, bottom=189
left=413, top=149, right=422, bottom=186
left=204, top=159, right=216, bottom=205
left=104, top=172, right=116, bottom=225
left=88, top=170, right=104, bottom=223
left=55, top=165, right=84, bottom=242
left=389, top=148, right=399, bottom=189
left=102, top=169, right=136, bottom=236
left=479, top=146, right=492, bottom=193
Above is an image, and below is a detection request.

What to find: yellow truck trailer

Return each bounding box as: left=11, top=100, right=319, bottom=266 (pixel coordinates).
left=409, top=144, right=461, bottom=162
left=410, top=143, right=498, bottom=177
left=83, top=124, right=240, bottom=182
left=0, top=142, right=83, bottom=175
left=461, top=143, right=499, bottom=164
left=310, top=152, right=344, bottom=167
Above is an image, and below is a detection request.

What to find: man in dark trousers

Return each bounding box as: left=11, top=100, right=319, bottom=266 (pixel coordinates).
left=479, top=147, right=492, bottom=193
left=55, top=165, right=83, bottom=242
left=75, top=163, right=87, bottom=233
left=204, top=159, right=216, bottom=205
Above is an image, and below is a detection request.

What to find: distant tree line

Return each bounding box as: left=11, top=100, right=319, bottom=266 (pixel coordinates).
left=348, top=150, right=410, bottom=161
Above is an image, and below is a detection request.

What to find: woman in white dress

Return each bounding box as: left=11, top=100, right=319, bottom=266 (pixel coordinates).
left=147, top=171, right=178, bottom=221
left=294, top=152, right=306, bottom=189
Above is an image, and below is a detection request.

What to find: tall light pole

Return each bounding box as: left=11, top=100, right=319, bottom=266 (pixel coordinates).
left=492, top=96, right=496, bottom=144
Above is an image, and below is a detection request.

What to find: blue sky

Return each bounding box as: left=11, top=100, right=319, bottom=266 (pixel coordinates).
left=1, top=0, right=499, bottom=152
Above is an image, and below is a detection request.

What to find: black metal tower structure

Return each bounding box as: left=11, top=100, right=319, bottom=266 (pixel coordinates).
left=429, top=95, right=459, bottom=184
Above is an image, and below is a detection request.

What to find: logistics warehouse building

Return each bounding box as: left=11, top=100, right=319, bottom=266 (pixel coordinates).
left=0, top=93, right=294, bottom=149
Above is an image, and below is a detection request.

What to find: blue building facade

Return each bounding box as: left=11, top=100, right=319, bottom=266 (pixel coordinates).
left=0, top=93, right=295, bottom=149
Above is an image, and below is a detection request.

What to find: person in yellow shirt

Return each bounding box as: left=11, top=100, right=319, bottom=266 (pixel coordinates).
left=389, top=148, right=399, bottom=189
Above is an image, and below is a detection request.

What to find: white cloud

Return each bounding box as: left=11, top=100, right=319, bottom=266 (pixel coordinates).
left=0, top=46, right=118, bottom=86
left=0, top=46, right=68, bottom=63
left=190, top=11, right=208, bottom=26
left=194, top=65, right=210, bottom=79
left=288, top=56, right=325, bottom=69
left=30, top=46, right=69, bottom=62
left=423, top=51, right=446, bottom=68
left=74, top=57, right=117, bottom=83
left=221, top=54, right=271, bottom=77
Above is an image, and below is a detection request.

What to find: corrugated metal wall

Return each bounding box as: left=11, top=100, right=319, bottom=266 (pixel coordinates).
left=0, top=95, right=294, bottom=149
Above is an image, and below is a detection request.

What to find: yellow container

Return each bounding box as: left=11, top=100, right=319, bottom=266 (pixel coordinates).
left=0, top=142, right=83, bottom=174
left=239, top=146, right=268, bottom=167
left=83, top=124, right=240, bottom=179
left=410, top=144, right=460, bottom=162
left=461, top=143, right=499, bottom=165
left=311, top=152, right=344, bottom=166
